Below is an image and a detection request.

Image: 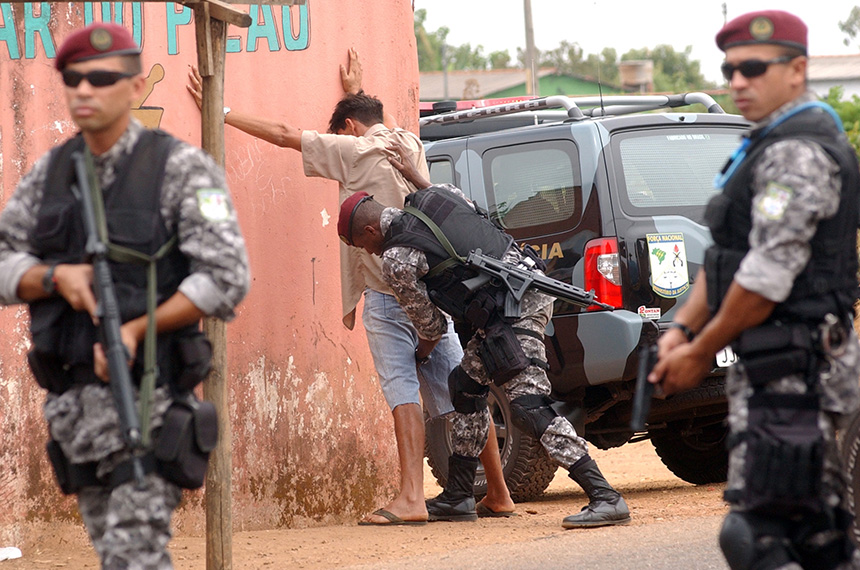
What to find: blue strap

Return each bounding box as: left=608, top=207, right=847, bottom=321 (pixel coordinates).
left=714, top=101, right=844, bottom=189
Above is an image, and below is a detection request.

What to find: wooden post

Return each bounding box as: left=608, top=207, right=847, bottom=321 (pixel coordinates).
left=193, top=5, right=231, bottom=569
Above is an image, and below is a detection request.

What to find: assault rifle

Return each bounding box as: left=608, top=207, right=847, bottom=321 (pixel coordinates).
left=630, top=344, right=658, bottom=431
left=71, top=151, right=146, bottom=487
left=463, top=249, right=614, bottom=318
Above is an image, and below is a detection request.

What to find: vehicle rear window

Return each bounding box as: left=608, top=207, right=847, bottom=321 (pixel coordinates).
left=615, top=129, right=741, bottom=212
left=484, top=141, right=582, bottom=231
left=429, top=159, right=455, bottom=186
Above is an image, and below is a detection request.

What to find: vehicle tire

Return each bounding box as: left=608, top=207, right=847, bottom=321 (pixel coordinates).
left=425, top=383, right=557, bottom=502
left=650, top=417, right=729, bottom=485
left=838, top=408, right=860, bottom=547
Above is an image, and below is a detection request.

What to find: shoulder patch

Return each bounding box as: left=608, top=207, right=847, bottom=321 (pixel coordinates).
left=197, top=188, right=231, bottom=221
left=757, top=182, right=793, bottom=220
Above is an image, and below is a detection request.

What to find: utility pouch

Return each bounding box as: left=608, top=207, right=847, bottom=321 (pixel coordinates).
left=173, top=334, right=213, bottom=392
left=478, top=319, right=530, bottom=386
left=735, top=324, right=811, bottom=385
left=27, top=350, right=69, bottom=394
left=738, top=392, right=824, bottom=515
left=154, top=393, right=217, bottom=489
left=46, top=439, right=100, bottom=495
left=464, top=288, right=503, bottom=330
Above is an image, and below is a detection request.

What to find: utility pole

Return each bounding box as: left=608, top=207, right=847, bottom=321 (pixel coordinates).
left=524, top=0, right=539, bottom=96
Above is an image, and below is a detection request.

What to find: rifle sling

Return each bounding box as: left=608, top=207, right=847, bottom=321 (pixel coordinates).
left=84, top=149, right=177, bottom=447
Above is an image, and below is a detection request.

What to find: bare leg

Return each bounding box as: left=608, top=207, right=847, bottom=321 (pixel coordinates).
left=478, top=421, right=515, bottom=513
left=362, top=403, right=429, bottom=523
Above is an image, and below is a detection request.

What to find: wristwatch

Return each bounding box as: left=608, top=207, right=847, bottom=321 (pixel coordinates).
left=667, top=322, right=695, bottom=342
left=42, top=263, right=58, bottom=295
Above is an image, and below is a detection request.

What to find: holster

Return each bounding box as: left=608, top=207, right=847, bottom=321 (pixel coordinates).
left=172, top=333, right=213, bottom=392
left=478, top=318, right=531, bottom=386
left=27, top=350, right=70, bottom=394
left=735, top=323, right=812, bottom=385
left=729, top=392, right=825, bottom=515
left=154, top=393, right=218, bottom=489
left=45, top=439, right=100, bottom=495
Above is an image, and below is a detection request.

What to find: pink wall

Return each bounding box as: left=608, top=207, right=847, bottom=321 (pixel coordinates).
left=0, top=0, right=421, bottom=544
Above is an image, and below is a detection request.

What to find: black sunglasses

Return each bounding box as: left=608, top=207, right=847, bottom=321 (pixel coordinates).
left=340, top=195, right=374, bottom=246
left=720, top=55, right=796, bottom=81
left=61, top=69, right=136, bottom=88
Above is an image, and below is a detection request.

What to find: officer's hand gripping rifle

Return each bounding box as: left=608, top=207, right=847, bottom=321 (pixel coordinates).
left=463, top=249, right=614, bottom=318
left=71, top=151, right=146, bottom=487
left=630, top=344, right=658, bottom=431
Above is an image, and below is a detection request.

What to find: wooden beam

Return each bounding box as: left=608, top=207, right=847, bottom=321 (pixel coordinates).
left=181, top=0, right=251, bottom=28
left=193, top=10, right=232, bottom=570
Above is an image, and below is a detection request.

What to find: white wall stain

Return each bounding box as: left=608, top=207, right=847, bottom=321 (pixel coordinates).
left=320, top=208, right=330, bottom=226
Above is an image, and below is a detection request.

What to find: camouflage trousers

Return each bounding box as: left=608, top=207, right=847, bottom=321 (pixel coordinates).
left=724, top=327, right=860, bottom=569
left=44, top=384, right=181, bottom=569
left=449, top=290, right=589, bottom=469
left=78, top=474, right=182, bottom=570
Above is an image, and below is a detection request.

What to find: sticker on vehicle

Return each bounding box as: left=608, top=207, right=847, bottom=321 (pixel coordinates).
left=637, top=306, right=662, bottom=320
left=646, top=232, right=690, bottom=299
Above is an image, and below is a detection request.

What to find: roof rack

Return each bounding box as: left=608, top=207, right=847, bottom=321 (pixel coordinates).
left=418, top=92, right=725, bottom=127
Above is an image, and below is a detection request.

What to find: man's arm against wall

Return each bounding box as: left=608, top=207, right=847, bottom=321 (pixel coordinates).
left=186, top=66, right=302, bottom=151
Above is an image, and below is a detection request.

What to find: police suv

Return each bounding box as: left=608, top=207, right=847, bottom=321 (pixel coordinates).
left=420, top=93, right=750, bottom=500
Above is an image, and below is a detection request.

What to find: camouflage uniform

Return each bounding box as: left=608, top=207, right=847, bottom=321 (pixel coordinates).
left=379, top=185, right=589, bottom=467
left=0, top=119, right=250, bottom=569
left=722, top=93, right=860, bottom=569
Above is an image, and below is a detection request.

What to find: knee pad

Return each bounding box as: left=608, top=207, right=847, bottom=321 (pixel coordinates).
left=448, top=366, right=488, bottom=414
left=509, top=394, right=557, bottom=439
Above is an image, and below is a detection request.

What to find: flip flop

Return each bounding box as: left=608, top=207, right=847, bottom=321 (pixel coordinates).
left=358, top=508, right=428, bottom=526
left=476, top=503, right=518, bottom=518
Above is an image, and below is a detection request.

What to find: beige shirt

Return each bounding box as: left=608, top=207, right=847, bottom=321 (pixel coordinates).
left=302, top=123, right=429, bottom=329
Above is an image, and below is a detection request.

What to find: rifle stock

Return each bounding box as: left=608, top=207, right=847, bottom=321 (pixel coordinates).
left=71, top=151, right=145, bottom=485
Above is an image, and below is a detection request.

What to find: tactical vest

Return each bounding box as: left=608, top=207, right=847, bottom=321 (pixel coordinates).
left=383, top=186, right=513, bottom=321
left=704, top=106, right=860, bottom=322
left=28, top=130, right=193, bottom=388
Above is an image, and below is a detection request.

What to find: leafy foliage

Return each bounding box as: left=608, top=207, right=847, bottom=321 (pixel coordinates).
left=839, top=6, right=860, bottom=48
left=822, top=86, right=860, bottom=158
left=414, top=10, right=714, bottom=91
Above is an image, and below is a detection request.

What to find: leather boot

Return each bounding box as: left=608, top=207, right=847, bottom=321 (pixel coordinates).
left=426, top=454, right=478, bottom=522
left=562, top=455, right=631, bottom=528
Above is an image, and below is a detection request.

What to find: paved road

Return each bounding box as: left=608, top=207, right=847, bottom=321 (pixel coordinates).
left=340, top=515, right=728, bottom=570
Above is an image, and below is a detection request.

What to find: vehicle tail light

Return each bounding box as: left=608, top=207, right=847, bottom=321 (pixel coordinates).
left=584, top=237, right=623, bottom=311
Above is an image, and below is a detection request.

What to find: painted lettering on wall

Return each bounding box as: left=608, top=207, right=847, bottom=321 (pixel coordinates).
left=0, top=2, right=310, bottom=61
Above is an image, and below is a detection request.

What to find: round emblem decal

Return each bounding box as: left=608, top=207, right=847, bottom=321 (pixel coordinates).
left=749, top=17, right=774, bottom=41
left=89, top=28, right=113, bottom=52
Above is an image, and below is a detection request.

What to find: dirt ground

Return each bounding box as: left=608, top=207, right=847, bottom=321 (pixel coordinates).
left=1, top=440, right=728, bottom=569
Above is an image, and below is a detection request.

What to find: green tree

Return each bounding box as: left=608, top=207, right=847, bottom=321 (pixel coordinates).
left=414, top=9, right=447, bottom=71
left=622, top=45, right=716, bottom=92
left=489, top=50, right=512, bottom=70
left=839, top=6, right=860, bottom=48
left=414, top=9, right=490, bottom=71
left=822, top=86, right=860, bottom=158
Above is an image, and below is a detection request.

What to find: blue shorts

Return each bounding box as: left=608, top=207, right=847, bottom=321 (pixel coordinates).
left=362, top=289, right=462, bottom=418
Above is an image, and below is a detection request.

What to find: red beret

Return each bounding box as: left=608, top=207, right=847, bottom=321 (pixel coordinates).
left=337, top=192, right=373, bottom=245
left=55, top=22, right=140, bottom=71
left=716, top=10, right=807, bottom=55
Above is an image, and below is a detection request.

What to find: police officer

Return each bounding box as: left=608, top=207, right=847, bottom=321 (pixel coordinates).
left=0, top=23, right=250, bottom=568
left=337, top=144, right=630, bottom=528
left=650, top=10, right=860, bottom=570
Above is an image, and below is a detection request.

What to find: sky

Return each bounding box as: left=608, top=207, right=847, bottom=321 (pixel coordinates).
left=412, top=0, right=859, bottom=84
